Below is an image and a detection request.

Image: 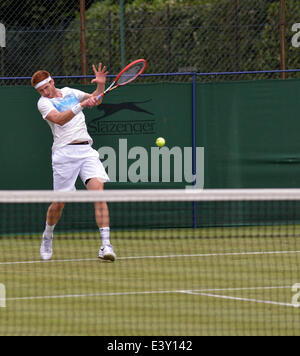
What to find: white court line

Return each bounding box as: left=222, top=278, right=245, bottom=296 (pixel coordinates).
left=186, top=285, right=292, bottom=293
left=1, top=252, right=299, bottom=308
left=181, top=291, right=299, bottom=308
left=0, top=249, right=300, bottom=266
left=0, top=258, right=98, bottom=266
left=6, top=290, right=183, bottom=301
left=5, top=285, right=295, bottom=307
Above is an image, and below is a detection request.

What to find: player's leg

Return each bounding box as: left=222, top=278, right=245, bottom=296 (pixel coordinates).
left=40, top=202, right=65, bottom=260
left=86, top=178, right=116, bottom=261
left=40, top=145, right=80, bottom=260
left=79, top=145, right=115, bottom=260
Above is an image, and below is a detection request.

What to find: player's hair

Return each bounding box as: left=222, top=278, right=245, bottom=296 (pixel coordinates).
left=31, top=70, right=51, bottom=87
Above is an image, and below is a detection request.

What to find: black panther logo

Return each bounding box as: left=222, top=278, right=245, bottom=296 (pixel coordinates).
left=90, top=99, right=154, bottom=122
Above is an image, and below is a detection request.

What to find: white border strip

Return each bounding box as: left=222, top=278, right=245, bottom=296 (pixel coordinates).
left=2, top=189, right=300, bottom=203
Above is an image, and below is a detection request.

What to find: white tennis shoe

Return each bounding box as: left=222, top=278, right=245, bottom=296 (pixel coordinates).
left=98, top=244, right=116, bottom=262
left=40, top=235, right=53, bottom=261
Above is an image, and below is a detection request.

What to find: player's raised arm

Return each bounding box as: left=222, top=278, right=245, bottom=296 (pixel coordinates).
left=81, top=63, right=109, bottom=104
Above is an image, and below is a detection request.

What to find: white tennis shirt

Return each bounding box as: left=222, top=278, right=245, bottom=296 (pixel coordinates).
left=37, top=87, right=93, bottom=152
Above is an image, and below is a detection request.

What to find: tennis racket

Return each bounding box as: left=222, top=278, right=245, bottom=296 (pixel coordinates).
left=97, top=59, right=147, bottom=100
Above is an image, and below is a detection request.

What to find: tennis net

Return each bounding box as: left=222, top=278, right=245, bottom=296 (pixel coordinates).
left=0, top=189, right=300, bottom=336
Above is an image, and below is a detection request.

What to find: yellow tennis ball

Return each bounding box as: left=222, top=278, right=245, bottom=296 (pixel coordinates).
left=156, top=137, right=166, bottom=147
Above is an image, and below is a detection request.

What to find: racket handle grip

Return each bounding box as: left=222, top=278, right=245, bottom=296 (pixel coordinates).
left=97, top=93, right=104, bottom=100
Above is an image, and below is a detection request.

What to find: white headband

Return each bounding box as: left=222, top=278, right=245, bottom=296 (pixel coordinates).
left=35, top=76, right=52, bottom=89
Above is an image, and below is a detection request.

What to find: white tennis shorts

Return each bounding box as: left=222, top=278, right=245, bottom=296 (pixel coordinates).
left=52, top=144, right=109, bottom=191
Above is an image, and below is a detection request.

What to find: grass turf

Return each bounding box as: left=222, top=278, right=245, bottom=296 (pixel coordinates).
left=0, top=227, right=300, bottom=335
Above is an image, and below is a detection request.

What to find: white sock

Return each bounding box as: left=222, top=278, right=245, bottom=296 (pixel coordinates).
left=43, top=223, right=55, bottom=239
left=100, top=227, right=110, bottom=246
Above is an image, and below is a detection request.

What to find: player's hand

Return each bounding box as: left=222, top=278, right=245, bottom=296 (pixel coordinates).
left=81, top=96, right=99, bottom=109
left=91, top=63, right=108, bottom=86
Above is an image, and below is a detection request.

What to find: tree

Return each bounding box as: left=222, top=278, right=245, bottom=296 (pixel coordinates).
left=0, top=0, right=95, bottom=28
left=62, top=0, right=274, bottom=77
left=256, top=0, right=300, bottom=77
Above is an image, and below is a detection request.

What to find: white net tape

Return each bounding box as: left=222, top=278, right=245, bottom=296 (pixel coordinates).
left=1, top=189, right=300, bottom=203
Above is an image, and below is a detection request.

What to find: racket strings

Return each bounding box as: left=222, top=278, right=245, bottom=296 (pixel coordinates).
left=118, top=62, right=145, bottom=85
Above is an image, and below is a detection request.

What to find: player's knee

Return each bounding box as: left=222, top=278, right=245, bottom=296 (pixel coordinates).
left=86, top=178, right=104, bottom=190
left=50, top=202, right=65, bottom=212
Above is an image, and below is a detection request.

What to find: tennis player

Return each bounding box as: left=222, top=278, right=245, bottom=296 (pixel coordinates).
left=32, top=63, right=116, bottom=262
